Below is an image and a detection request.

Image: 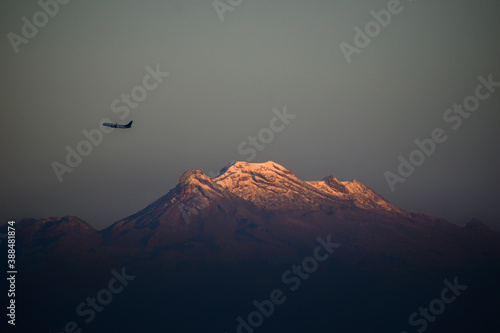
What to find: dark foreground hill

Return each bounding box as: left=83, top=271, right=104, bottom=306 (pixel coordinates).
left=5, top=161, right=500, bottom=332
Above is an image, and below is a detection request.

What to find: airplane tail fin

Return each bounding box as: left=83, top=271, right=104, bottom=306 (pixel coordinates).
left=125, top=121, right=133, bottom=128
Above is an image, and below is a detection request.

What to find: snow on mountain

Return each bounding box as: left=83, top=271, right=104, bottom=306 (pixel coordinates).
left=15, top=161, right=500, bottom=263
left=11, top=162, right=500, bottom=333
left=10, top=160, right=500, bottom=273
left=213, top=161, right=406, bottom=215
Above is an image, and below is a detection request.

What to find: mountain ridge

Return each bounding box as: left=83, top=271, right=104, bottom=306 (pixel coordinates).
left=9, top=161, right=500, bottom=332
left=11, top=161, right=499, bottom=264
left=12, top=161, right=499, bottom=237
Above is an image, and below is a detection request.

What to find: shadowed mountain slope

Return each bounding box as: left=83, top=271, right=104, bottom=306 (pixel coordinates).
left=8, top=161, right=500, bottom=332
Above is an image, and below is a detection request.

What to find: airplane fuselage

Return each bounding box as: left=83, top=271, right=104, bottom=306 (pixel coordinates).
left=102, top=121, right=133, bottom=129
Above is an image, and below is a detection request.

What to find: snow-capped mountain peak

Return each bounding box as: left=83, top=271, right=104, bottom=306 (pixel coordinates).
left=216, top=160, right=292, bottom=179
left=210, top=161, right=404, bottom=213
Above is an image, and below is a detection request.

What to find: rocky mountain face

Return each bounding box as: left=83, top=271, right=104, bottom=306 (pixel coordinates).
left=8, top=161, right=500, bottom=332
left=19, top=161, right=497, bottom=267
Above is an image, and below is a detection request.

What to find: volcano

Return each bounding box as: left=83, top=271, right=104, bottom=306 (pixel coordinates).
left=8, top=161, right=500, bottom=332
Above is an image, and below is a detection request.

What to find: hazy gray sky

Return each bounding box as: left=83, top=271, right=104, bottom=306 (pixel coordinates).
left=1, top=0, right=499, bottom=230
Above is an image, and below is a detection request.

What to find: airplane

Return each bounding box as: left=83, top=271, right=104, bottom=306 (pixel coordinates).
left=103, top=121, right=133, bottom=129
